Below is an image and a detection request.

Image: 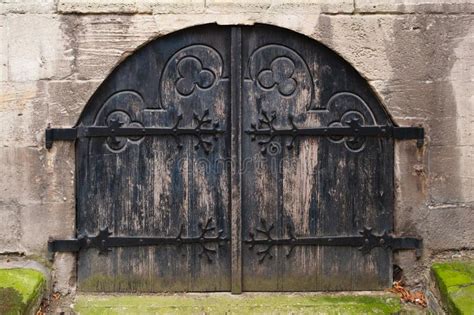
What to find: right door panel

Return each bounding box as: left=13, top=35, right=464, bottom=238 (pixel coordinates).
left=240, top=25, right=395, bottom=291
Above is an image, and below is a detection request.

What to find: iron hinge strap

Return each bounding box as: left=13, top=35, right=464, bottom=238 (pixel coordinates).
left=247, top=126, right=424, bottom=142
left=245, top=220, right=423, bottom=263
left=45, top=126, right=77, bottom=149
left=392, top=126, right=425, bottom=147
left=48, top=219, right=228, bottom=262
left=246, top=111, right=425, bottom=149
left=45, top=125, right=225, bottom=149
left=45, top=110, right=224, bottom=150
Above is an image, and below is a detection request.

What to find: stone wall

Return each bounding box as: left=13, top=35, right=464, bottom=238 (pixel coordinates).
left=0, top=0, right=473, bottom=293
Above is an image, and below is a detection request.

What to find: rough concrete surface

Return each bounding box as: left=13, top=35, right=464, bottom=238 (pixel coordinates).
left=0, top=0, right=473, bottom=296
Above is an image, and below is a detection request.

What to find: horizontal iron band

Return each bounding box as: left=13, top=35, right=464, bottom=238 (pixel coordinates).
left=245, top=223, right=423, bottom=262
left=49, top=235, right=230, bottom=252
left=245, top=235, right=422, bottom=253
left=49, top=220, right=228, bottom=263
left=46, top=125, right=423, bottom=149
left=246, top=125, right=424, bottom=140
left=45, top=126, right=225, bottom=149
left=50, top=234, right=421, bottom=254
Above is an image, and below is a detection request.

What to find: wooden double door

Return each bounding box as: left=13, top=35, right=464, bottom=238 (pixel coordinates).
left=75, top=24, right=394, bottom=292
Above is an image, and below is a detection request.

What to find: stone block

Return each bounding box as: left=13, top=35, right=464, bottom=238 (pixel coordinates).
left=0, top=146, right=74, bottom=205
left=394, top=140, right=427, bottom=226
left=355, top=0, right=474, bottom=14
left=0, top=16, right=7, bottom=82
left=20, top=202, right=75, bottom=254
left=429, top=145, right=474, bottom=204
left=58, top=0, right=144, bottom=13
left=346, top=14, right=471, bottom=83
left=52, top=253, right=76, bottom=295
left=57, top=0, right=353, bottom=14
left=206, top=0, right=271, bottom=13
left=0, top=80, right=99, bottom=148
left=46, top=80, right=102, bottom=127
left=61, top=14, right=158, bottom=80
left=7, top=15, right=73, bottom=82
left=395, top=204, right=474, bottom=252
left=425, top=207, right=474, bottom=250
left=0, top=82, right=47, bottom=148
left=0, top=202, right=22, bottom=253
left=451, top=24, right=474, bottom=148
left=269, top=0, right=354, bottom=14
left=58, top=0, right=205, bottom=14
left=309, top=15, right=398, bottom=81
left=151, top=0, right=205, bottom=14
left=370, top=80, right=463, bottom=147
left=0, top=0, right=55, bottom=14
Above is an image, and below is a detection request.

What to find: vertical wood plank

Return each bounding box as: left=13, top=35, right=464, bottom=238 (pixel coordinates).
left=230, top=26, right=242, bottom=294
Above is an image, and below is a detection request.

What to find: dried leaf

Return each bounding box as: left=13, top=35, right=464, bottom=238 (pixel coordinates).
left=389, top=281, right=427, bottom=307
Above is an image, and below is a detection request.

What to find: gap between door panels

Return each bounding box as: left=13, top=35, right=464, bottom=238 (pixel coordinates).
left=230, top=26, right=243, bottom=294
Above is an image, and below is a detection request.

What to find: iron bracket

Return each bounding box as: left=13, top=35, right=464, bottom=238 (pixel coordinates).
left=245, top=219, right=423, bottom=263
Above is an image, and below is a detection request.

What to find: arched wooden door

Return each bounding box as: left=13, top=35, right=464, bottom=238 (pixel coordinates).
left=47, top=24, right=423, bottom=293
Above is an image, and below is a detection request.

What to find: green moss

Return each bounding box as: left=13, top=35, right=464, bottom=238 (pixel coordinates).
left=0, top=287, right=25, bottom=315
left=432, top=261, right=474, bottom=315
left=74, top=293, right=404, bottom=315
left=0, top=268, right=45, bottom=314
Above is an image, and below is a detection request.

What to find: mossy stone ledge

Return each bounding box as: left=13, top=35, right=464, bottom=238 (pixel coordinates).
left=432, top=261, right=474, bottom=315
left=0, top=268, right=46, bottom=315
left=74, top=293, right=407, bottom=315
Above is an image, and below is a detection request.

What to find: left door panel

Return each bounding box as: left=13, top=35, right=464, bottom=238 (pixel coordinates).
left=76, top=25, right=232, bottom=292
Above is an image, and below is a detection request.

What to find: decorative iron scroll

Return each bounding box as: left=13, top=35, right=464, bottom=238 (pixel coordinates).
left=49, top=218, right=228, bottom=263
left=246, top=110, right=424, bottom=154
left=245, top=218, right=422, bottom=263
left=46, top=109, right=224, bottom=154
